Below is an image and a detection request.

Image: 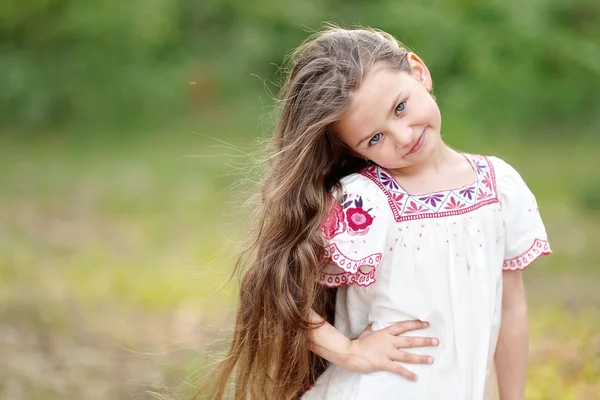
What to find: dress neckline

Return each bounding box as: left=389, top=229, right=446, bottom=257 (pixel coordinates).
left=377, top=153, right=479, bottom=197
left=358, top=154, right=499, bottom=222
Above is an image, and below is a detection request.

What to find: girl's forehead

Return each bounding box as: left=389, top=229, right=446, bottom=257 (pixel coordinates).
left=348, top=68, right=408, bottom=116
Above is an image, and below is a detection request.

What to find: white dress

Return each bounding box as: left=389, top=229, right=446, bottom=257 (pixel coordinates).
left=302, top=154, right=551, bottom=400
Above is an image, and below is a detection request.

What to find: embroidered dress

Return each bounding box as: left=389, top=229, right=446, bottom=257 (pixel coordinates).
left=302, top=154, right=551, bottom=400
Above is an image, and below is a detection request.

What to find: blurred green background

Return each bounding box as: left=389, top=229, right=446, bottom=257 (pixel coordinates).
left=1, top=0, right=599, bottom=399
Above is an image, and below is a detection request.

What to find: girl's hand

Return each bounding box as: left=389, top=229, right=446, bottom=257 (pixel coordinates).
left=343, top=320, right=438, bottom=381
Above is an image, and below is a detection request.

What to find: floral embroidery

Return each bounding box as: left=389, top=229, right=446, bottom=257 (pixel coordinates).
left=474, top=161, right=487, bottom=174
left=503, top=239, right=552, bottom=270
left=359, top=154, right=498, bottom=222
left=380, top=171, right=399, bottom=190
left=459, top=186, right=475, bottom=200
left=419, top=193, right=445, bottom=207
left=346, top=207, right=374, bottom=231
left=477, top=188, right=493, bottom=201
left=405, top=201, right=428, bottom=215
left=444, top=196, right=465, bottom=210
left=322, top=194, right=376, bottom=239
left=341, top=195, right=375, bottom=235
left=481, top=172, right=493, bottom=191
left=321, top=199, right=346, bottom=240
left=390, top=192, right=405, bottom=209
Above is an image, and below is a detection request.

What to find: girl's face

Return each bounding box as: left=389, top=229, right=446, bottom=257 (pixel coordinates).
left=334, top=54, right=443, bottom=171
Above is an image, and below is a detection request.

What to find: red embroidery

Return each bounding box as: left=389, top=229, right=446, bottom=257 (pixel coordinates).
left=346, top=207, right=374, bottom=231
left=321, top=199, right=346, bottom=239
left=503, top=239, right=552, bottom=270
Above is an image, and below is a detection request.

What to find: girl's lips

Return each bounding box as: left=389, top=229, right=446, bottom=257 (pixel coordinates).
left=407, top=129, right=426, bottom=155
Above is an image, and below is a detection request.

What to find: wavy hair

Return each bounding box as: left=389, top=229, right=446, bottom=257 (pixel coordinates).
left=196, top=26, right=412, bottom=399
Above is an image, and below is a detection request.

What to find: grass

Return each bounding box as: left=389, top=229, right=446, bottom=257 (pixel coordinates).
left=0, top=119, right=598, bottom=399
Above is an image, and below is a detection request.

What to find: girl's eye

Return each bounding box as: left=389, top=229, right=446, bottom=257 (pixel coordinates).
left=369, top=133, right=383, bottom=146
left=395, top=101, right=406, bottom=115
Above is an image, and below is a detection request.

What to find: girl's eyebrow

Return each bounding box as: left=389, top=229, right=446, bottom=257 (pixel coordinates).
left=355, top=89, right=404, bottom=147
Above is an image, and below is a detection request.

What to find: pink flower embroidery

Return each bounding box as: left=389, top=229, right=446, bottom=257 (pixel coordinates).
left=482, top=172, right=493, bottom=191
left=477, top=188, right=490, bottom=201
left=391, top=192, right=405, bottom=208
left=405, top=201, right=428, bottom=215
left=444, top=196, right=465, bottom=210
left=346, top=207, right=374, bottom=231
left=321, top=200, right=346, bottom=239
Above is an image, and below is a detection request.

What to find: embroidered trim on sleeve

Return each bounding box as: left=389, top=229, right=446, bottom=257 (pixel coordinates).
left=503, top=238, right=552, bottom=270
left=318, top=243, right=382, bottom=287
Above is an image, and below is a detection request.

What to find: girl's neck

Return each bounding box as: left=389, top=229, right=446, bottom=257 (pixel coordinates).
left=389, top=143, right=457, bottom=178
left=387, top=144, right=476, bottom=196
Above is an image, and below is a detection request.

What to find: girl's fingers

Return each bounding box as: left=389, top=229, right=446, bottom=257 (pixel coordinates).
left=394, top=336, right=439, bottom=348
left=386, top=320, right=429, bottom=335
left=391, top=350, right=435, bottom=365
left=385, top=361, right=418, bottom=381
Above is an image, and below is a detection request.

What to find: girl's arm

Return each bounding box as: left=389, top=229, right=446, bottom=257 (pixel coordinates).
left=309, top=309, right=438, bottom=382
left=495, top=270, right=529, bottom=400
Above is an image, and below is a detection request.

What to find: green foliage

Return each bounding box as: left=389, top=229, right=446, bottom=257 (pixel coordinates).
left=578, top=179, right=600, bottom=212
left=0, top=0, right=187, bottom=129
left=1, top=0, right=599, bottom=135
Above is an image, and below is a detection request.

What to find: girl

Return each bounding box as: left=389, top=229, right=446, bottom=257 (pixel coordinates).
left=201, top=26, right=551, bottom=399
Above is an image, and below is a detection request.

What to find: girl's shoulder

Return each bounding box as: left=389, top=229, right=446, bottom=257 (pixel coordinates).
left=337, top=168, right=388, bottom=200
left=463, top=153, right=527, bottom=192
left=485, top=155, right=518, bottom=175
left=483, top=155, right=530, bottom=193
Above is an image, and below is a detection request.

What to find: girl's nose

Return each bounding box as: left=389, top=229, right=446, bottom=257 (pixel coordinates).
left=390, top=125, right=413, bottom=147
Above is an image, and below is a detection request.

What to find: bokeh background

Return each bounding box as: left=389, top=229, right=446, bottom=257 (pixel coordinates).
left=1, top=1, right=599, bottom=399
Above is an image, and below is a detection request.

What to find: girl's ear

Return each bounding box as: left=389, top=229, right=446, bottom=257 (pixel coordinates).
left=407, top=52, right=433, bottom=92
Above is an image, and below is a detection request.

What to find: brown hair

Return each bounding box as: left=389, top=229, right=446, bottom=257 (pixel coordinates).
left=196, top=26, right=412, bottom=399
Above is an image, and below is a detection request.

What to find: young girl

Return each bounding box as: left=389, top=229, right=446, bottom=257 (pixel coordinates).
left=202, top=26, right=551, bottom=400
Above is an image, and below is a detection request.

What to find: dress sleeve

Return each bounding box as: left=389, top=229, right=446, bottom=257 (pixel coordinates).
left=318, top=177, right=390, bottom=288
left=493, top=157, right=552, bottom=270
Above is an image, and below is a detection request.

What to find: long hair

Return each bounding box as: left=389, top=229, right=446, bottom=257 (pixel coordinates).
left=197, top=26, right=412, bottom=399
